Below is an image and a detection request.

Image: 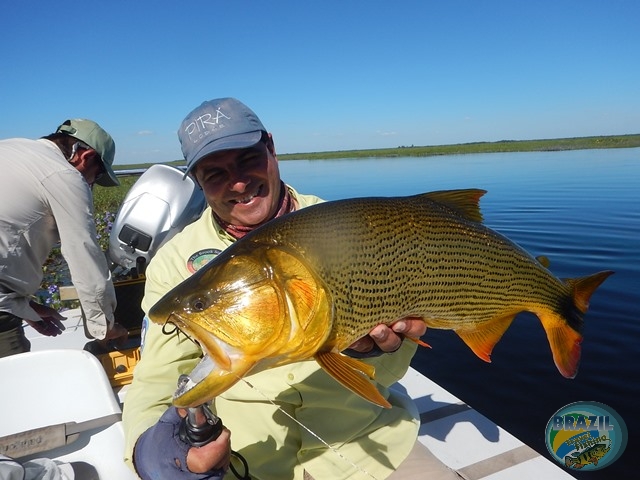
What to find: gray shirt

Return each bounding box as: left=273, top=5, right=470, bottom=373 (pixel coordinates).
left=0, top=138, right=115, bottom=339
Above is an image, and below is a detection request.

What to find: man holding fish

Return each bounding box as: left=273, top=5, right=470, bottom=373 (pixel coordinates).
left=122, top=98, right=458, bottom=479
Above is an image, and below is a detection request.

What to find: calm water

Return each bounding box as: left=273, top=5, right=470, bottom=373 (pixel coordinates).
left=279, top=147, right=639, bottom=478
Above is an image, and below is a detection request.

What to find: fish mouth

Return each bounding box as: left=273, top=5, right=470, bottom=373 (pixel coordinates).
left=167, top=313, right=257, bottom=407
left=168, top=312, right=233, bottom=371
left=174, top=355, right=215, bottom=396
left=173, top=351, right=257, bottom=407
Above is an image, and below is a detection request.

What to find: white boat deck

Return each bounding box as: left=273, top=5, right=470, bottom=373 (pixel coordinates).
left=397, top=369, right=574, bottom=479
left=1, top=308, right=576, bottom=479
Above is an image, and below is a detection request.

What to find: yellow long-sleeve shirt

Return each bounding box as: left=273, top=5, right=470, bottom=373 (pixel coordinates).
left=122, top=186, right=419, bottom=480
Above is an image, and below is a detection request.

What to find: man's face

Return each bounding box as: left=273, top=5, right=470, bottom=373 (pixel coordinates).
left=194, top=137, right=282, bottom=227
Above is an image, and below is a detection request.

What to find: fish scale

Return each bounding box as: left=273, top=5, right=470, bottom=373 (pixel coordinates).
left=255, top=193, right=565, bottom=345
left=149, top=189, right=613, bottom=408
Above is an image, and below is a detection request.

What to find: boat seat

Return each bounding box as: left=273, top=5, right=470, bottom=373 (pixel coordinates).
left=0, top=349, right=138, bottom=479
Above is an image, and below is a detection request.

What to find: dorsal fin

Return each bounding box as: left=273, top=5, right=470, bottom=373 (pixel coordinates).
left=536, top=255, right=551, bottom=268
left=420, top=189, right=487, bottom=222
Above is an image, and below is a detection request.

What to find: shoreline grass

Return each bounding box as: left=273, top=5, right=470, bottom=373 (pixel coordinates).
left=102, top=133, right=640, bottom=209
left=100, top=133, right=640, bottom=211
left=277, top=133, right=640, bottom=160
left=114, top=133, right=640, bottom=171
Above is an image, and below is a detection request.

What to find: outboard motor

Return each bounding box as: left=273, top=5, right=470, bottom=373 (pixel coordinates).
left=84, top=164, right=205, bottom=367
left=108, top=164, right=206, bottom=276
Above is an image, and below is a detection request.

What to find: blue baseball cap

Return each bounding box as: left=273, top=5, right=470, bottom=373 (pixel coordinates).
left=178, top=98, right=267, bottom=177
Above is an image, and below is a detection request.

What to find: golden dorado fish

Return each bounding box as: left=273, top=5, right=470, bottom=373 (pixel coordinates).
left=149, top=189, right=613, bottom=408
left=565, top=443, right=611, bottom=469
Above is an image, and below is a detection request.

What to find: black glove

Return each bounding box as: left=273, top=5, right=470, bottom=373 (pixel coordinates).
left=133, top=407, right=226, bottom=480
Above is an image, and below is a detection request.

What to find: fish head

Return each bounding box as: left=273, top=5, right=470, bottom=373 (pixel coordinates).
left=591, top=443, right=610, bottom=458
left=149, top=243, right=333, bottom=407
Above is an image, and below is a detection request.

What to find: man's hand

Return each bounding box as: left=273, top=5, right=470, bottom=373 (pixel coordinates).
left=95, top=322, right=129, bottom=350
left=180, top=406, right=232, bottom=473
left=106, top=322, right=129, bottom=343
left=26, top=301, right=67, bottom=336
left=347, top=317, right=428, bottom=355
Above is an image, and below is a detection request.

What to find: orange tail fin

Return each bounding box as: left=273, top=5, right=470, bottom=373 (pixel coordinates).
left=543, top=270, right=614, bottom=378
left=565, top=270, right=614, bottom=313
left=542, top=320, right=583, bottom=379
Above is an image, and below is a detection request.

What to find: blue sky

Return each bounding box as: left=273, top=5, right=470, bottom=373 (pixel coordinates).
left=2, top=1, right=639, bottom=165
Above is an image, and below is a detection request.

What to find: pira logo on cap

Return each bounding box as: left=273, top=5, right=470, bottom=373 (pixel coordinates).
left=184, top=108, right=232, bottom=145
left=178, top=98, right=266, bottom=177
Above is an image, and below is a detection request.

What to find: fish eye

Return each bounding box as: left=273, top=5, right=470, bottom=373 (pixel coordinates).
left=191, top=298, right=207, bottom=312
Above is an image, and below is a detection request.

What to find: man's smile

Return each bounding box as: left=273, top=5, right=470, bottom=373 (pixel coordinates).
left=230, top=185, right=263, bottom=205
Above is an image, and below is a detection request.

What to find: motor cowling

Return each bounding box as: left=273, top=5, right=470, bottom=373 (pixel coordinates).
left=108, top=164, right=206, bottom=276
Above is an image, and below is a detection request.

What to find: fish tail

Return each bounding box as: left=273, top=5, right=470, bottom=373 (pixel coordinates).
left=539, top=270, right=614, bottom=379
left=539, top=313, right=583, bottom=379
left=564, top=270, right=614, bottom=314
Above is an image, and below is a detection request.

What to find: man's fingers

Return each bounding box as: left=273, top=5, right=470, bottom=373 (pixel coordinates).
left=186, top=428, right=232, bottom=473
left=347, top=336, right=375, bottom=352
left=48, top=317, right=66, bottom=332
left=370, top=324, right=403, bottom=352
left=391, top=317, right=427, bottom=338
left=347, top=318, right=427, bottom=356
left=28, top=318, right=64, bottom=336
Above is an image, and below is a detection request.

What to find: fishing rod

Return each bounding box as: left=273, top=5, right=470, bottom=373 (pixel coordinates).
left=177, top=375, right=250, bottom=480
left=176, top=373, right=380, bottom=480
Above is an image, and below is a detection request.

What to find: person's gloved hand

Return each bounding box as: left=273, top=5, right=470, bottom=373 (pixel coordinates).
left=134, top=407, right=231, bottom=480
left=25, top=301, right=66, bottom=336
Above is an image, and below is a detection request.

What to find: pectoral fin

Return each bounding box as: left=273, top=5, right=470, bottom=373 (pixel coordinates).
left=406, top=336, right=431, bottom=348
left=455, top=315, right=517, bottom=362
left=314, top=351, right=391, bottom=408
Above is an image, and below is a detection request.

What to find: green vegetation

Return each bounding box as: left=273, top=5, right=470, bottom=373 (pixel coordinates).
left=277, top=133, right=640, bottom=160
left=93, top=176, right=138, bottom=213
left=113, top=134, right=640, bottom=170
